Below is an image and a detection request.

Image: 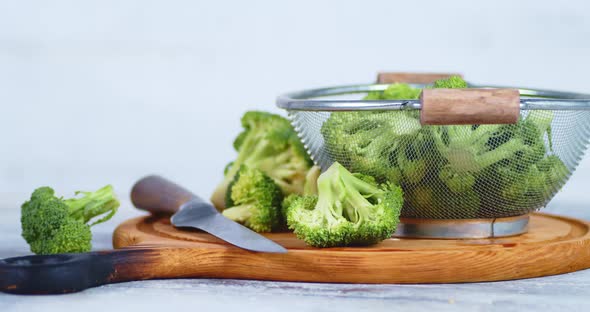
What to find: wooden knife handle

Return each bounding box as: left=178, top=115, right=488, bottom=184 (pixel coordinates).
left=131, top=175, right=195, bottom=215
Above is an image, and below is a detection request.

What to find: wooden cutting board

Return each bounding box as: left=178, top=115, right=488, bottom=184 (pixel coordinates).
left=112, top=212, right=590, bottom=283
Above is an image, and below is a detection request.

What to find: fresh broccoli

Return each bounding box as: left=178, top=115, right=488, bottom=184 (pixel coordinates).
left=321, top=109, right=422, bottom=182
left=432, top=75, right=467, bottom=88
left=433, top=124, right=527, bottom=193
left=404, top=179, right=480, bottom=218
left=492, top=154, right=570, bottom=211
left=286, top=162, right=403, bottom=247
left=21, top=185, right=119, bottom=255
left=211, top=111, right=312, bottom=209
left=280, top=165, right=322, bottom=227
left=222, top=165, right=283, bottom=232
left=366, top=83, right=422, bottom=100
left=320, top=76, right=571, bottom=219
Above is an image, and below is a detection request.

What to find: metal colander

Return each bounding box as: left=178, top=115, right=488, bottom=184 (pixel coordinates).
left=276, top=81, right=590, bottom=225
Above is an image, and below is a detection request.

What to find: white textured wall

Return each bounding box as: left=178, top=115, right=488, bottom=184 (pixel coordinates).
left=1, top=0, right=589, bottom=207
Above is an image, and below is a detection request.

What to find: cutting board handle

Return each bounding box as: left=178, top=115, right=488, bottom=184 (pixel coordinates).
left=131, top=175, right=195, bottom=215
left=0, top=248, right=165, bottom=294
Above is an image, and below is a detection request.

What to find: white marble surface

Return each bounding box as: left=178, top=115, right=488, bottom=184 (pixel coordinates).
left=1, top=194, right=590, bottom=311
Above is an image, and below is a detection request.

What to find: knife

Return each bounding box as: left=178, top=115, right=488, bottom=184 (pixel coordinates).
left=130, top=175, right=287, bottom=253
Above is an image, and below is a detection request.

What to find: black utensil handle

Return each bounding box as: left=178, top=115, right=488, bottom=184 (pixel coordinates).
left=131, top=175, right=195, bottom=215
left=0, top=248, right=161, bottom=294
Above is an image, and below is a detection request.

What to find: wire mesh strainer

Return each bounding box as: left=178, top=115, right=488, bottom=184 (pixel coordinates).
left=277, top=76, right=590, bottom=237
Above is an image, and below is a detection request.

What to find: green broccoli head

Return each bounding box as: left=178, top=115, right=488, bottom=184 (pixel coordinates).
left=211, top=111, right=312, bottom=210
left=438, top=165, right=476, bottom=194
left=222, top=165, right=284, bottom=232
left=432, top=124, right=527, bottom=192
left=279, top=165, right=323, bottom=227
left=21, top=188, right=69, bottom=245
left=286, top=162, right=403, bottom=247
left=321, top=110, right=422, bottom=181
left=30, top=219, right=92, bottom=255
left=366, top=83, right=422, bottom=100
left=21, top=185, right=119, bottom=255
left=404, top=182, right=480, bottom=219
left=320, top=75, right=568, bottom=218
left=432, top=76, right=467, bottom=88
left=494, top=154, right=570, bottom=211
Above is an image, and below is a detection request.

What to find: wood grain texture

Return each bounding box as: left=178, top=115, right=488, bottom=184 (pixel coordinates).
left=377, top=72, right=462, bottom=84
left=112, top=213, right=590, bottom=284
left=420, top=88, right=520, bottom=125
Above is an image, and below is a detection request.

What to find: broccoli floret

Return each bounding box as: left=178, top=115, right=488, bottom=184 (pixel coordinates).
left=495, top=154, right=570, bottom=210
left=222, top=165, right=283, bottom=232
left=433, top=124, right=527, bottom=193
left=211, top=111, right=312, bottom=210
left=286, top=162, right=403, bottom=247
left=321, top=83, right=423, bottom=182
left=366, top=83, right=422, bottom=100
left=321, top=110, right=422, bottom=181
left=432, top=76, right=467, bottom=88
left=404, top=179, right=480, bottom=219
left=21, top=185, right=119, bottom=255
left=321, top=76, right=569, bottom=219
left=280, top=165, right=321, bottom=227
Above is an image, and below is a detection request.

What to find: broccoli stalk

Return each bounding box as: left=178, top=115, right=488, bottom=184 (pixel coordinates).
left=222, top=165, right=283, bottom=232
left=211, top=111, right=312, bottom=210
left=286, top=162, right=403, bottom=247
left=21, top=185, right=119, bottom=255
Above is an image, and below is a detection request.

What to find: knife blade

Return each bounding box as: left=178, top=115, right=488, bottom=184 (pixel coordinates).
left=131, top=175, right=287, bottom=253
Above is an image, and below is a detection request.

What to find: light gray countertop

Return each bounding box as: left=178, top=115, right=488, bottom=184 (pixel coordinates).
left=1, top=193, right=590, bottom=311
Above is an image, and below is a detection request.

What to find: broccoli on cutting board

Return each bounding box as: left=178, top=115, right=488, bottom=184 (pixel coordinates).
left=21, top=185, right=119, bottom=255
left=222, top=165, right=283, bottom=232
left=285, top=162, right=403, bottom=248
left=211, top=111, right=313, bottom=210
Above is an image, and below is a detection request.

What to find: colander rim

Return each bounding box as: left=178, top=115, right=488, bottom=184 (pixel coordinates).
left=276, top=83, right=590, bottom=112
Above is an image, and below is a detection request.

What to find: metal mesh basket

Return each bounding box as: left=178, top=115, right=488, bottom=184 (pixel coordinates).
left=277, top=82, right=590, bottom=221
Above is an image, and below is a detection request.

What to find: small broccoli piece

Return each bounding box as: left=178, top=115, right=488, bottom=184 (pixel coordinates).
left=496, top=154, right=570, bottom=210
left=432, top=76, right=467, bottom=88
left=280, top=165, right=321, bottom=228
left=438, top=165, right=476, bottom=193
left=382, top=83, right=422, bottom=99
left=499, top=164, right=546, bottom=205
left=286, top=162, right=403, bottom=247
left=538, top=155, right=570, bottom=189
left=321, top=110, right=422, bottom=181
left=222, top=165, right=283, bottom=232
left=366, top=83, right=422, bottom=100
left=321, top=83, right=425, bottom=183
left=395, top=140, right=428, bottom=184
left=404, top=179, right=480, bottom=219
left=21, top=185, right=119, bottom=255
left=212, top=111, right=312, bottom=210
left=433, top=124, right=527, bottom=193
